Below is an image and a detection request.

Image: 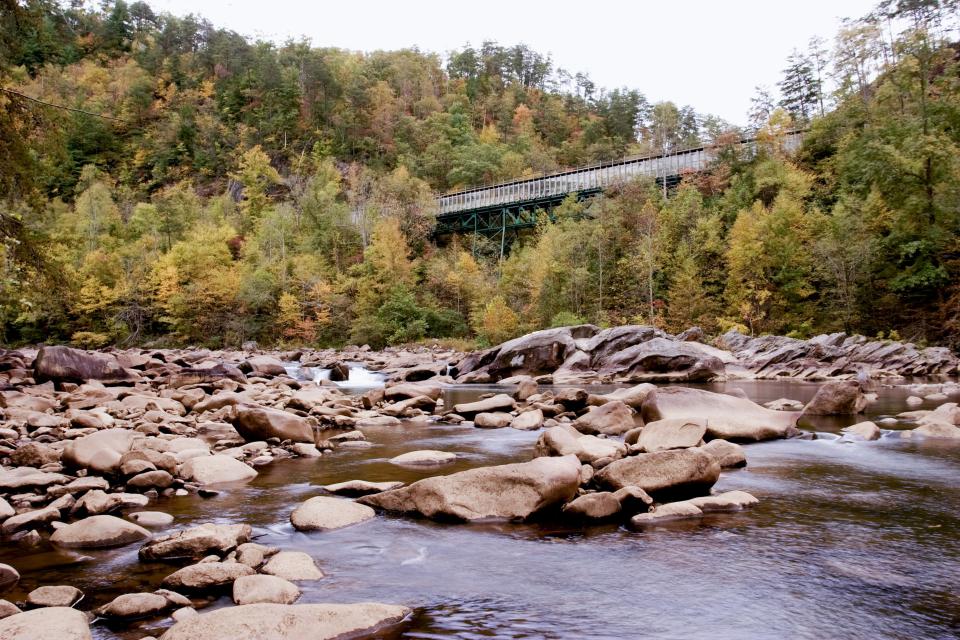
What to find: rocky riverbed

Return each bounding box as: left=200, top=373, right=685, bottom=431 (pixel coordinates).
left=0, top=327, right=957, bottom=639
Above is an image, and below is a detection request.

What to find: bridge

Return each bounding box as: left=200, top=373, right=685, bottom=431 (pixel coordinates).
left=432, top=130, right=805, bottom=251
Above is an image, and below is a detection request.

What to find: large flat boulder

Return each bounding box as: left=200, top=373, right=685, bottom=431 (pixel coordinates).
left=290, top=497, right=375, bottom=532
left=232, top=574, right=300, bottom=605
left=637, top=418, right=707, bottom=452
left=50, top=515, right=150, bottom=548
left=179, top=455, right=257, bottom=485
left=261, top=551, right=324, bottom=581
left=641, top=387, right=800, bottom=442
left=33, top=345, right=132, bottom=383
left=596, top=338, right=725, bottom=382
left=0, top=607, right=91, bottom=640
left=230, top=405, right=314, bottom=443
left=62, top=428, right=140, bottom=474
left=359, top=455, right=581, bottom=522
left=161, top=562, right=254, bottom=591
left=94, top=592, right=172, bottom=620
left=158, top=603, right=410, bottom=640
left=451, top=394, right=515, bottom=417
left=0, top=468, right=68, bottom=491
left=140, top=523, right=252, bottom=561
left=595, top=449, right=720, bottom=498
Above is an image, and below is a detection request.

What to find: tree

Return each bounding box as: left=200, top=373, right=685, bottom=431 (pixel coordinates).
left=473, top=295, right=519, bottom=346
left=778, top=50, right=818, bottom=123
left=231, top=146, right=282, bottom=231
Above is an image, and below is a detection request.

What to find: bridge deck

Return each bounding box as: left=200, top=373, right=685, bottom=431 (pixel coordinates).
left=436, top=131, right=804, bottom=217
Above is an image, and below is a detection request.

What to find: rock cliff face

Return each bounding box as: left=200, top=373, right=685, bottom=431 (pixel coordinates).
left=453, top=326, right=959, bottom=383
left=717, top=330, right=959, bottom=379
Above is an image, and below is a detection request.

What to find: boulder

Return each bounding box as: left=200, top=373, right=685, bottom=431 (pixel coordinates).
left=0, top=468, right=68, bottom=491
left=242, top=355, right=287, bottom=377
left=841, top=421, right=881, bottom=441
left=587, top=384, right=656, bottom=409
left=71, top=490, right=125, bottom=517
left=128, top=511, right=175, bottom=527
left=765, top=398, right=805, bottom=411
left=120, top=449, right=178, bottom=475
left=168, top=363, right=247, bottom=388
left=34, top=345, right=131, bottom=383
left=10, top=443, right=61, bottom=468
left=230, top=405, right=314, bottom=443
left=486, top=327, right=582, bottom=379
left=699, top=439, right=747, bottom=468
left=322, top=480, right=404, bottom=497
left=179, top=455, right=257, bottom=485
left=158, top=603, right=411, bottom=640
left=688, top=490, right=759, bottom=512
left=612, top=486, right=654, bottom=512
left=94, top=592, right=170, bottom=620
left=127, top=470, right=174, bottom=489
left=533, top=426, right=625, bottom=464
left=162, top=562, right=255, bottom=591
left=630, top=500, right=703, bottom=525
left=360, top=455, right=581, bottom=522
left=62, top=428, right=139, bottom=474
left=140, top=523, right=252, bottom=561
left=582, top=325, right=666, bottom=363
left=260, top=551, right=324, bottom=581
left=637, top=418, right=707, bottom=452
left=912, top=422, right=960, bottom=439
left=0, top=600, right=19, bottom=619
left=232, top=574, right=300, bottom=605
left=389, top=450, right=457, bottom=466
left=641, top=387, right=799, bottom=442
left=50, top=515, right=150, bottom=548
left=473, top=412, right=512, bottom=428
left=290, top=497, right=376, bottom=532
left=0, top=607, right=91, bottom=640
left=561, top=492, right=622, bottom=520
left=0, top=565, right=18, bottom=593
left=572, top=401, right=636, bottom=436
left=383, top=383, right=443, bottom=402
left=803, top=381, right=867, bottom=415
left=596, top=338, right=725, bottom=382
left=451, top=394, right=515, bottom=417
left=1, top=506, right=59, bottom=535
left=26, top=585, right=83, bottom=607
left=595, top=449, right=720, bottom=498
left=514, top=377, right=538, bottom=401
left=510, top=409, right=544, bottom=431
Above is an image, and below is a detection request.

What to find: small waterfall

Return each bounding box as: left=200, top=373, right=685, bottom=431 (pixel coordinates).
left=312, top=366, right=385, bottom=388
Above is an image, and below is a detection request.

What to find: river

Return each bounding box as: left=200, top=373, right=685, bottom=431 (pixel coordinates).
left=1, top=379, right=958, bottom=639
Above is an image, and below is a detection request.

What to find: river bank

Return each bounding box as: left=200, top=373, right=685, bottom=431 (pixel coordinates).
left=0, top=329, right=957, bottom=638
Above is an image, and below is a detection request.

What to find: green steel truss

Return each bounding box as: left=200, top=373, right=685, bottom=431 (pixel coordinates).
left=433, top=188, right=601, bottom=257
left=433, top=173, right=684, bottom=256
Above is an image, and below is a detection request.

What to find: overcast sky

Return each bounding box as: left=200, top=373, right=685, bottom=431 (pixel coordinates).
left=149, top=0, right=879, bottom=125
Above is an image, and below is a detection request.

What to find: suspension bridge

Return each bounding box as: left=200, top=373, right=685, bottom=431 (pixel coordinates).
left=432, top=130, right=805, bottom=251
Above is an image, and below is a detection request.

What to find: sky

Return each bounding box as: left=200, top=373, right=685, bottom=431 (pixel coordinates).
left=148, top=0, right=880, bottom=125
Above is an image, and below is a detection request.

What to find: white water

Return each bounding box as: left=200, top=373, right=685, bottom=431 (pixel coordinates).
left=311, top=365, right=385, bottom=389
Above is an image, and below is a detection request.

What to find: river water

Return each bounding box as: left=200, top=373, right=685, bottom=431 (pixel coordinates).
left=2, top=379, right=959, bottom=639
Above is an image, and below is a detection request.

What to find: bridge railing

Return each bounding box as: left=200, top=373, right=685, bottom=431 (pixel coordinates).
left=436, top=130, right=804, bottom=216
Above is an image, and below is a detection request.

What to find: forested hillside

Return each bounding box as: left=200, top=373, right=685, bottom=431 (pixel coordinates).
left=0, top=0, right=958, bottom=350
